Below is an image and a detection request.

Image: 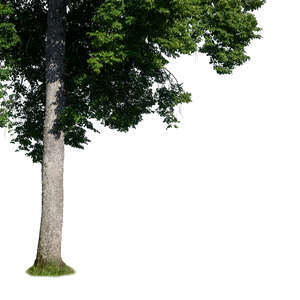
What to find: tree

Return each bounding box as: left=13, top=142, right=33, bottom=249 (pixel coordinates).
left=0, top=0, right=265, bottom=276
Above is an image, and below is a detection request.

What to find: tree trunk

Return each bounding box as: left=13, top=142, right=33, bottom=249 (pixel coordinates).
left=27, top=0, right=74, bottom=276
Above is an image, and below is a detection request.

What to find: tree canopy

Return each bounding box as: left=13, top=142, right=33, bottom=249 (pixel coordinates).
left=0, top=0, right=264, bottom=163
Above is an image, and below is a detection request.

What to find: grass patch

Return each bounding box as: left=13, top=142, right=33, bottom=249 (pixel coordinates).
left=26, top=261, right=75, bottom=277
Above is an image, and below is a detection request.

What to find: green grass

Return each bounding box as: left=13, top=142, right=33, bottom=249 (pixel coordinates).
left=26, top=261, right=75, bottom=277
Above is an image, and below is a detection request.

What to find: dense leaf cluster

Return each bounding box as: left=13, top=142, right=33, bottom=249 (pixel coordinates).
left=0, top=0, right=264, bottom=163
left=0, top=2, right=18, bottom=126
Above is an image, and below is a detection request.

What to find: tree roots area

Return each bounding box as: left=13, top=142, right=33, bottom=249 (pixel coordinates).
left=26, top=260, right=75, bottom=277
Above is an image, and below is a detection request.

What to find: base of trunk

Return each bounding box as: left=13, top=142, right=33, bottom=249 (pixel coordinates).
left=26, top=259, right=75, bottom=277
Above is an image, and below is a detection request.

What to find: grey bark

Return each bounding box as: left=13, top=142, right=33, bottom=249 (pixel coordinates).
left=35, top=0, right=66, bottom=265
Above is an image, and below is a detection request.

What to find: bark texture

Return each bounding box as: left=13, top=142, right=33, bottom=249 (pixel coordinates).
left=35, top=0, right=66, bottom=267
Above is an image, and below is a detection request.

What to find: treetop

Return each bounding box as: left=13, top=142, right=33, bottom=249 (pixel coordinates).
left=0, top=0, right=264, bottom=162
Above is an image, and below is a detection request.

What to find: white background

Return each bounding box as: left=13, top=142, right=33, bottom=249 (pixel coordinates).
left=0, top=1, right=299, bottom=299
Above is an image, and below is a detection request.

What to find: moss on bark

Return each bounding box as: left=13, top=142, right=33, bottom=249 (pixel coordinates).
left=26, top=260, right=75, bottom=276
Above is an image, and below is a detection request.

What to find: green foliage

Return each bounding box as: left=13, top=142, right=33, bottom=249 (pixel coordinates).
left=0, top=3, right=19, bottom=50
left=0, top=0, right=264, bottom=163
left=88, top=0, right=264, bottom=74
left=197, top=0, right=264, bottom=74
left=0, top=2, right=19, bottom=127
